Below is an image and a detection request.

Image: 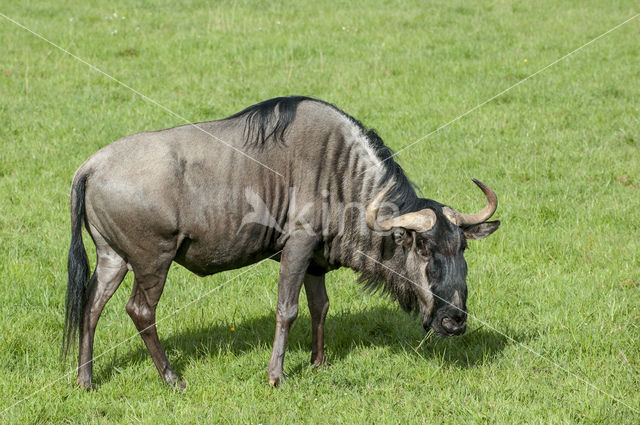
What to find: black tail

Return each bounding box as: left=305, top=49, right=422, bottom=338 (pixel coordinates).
left=62, top=174, right=90, bottom=359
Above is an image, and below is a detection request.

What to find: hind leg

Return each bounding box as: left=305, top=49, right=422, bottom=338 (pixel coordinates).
left=126, top=260, right=184, bottom=388
left=77, top=229, right=128, bottom=390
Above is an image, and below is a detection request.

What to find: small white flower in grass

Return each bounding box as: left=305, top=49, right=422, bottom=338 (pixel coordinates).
left=69, top=17, right=74, bottom=22
left=277, top=21, right=281, bottom=25
left=112, top=29, right=118, bottom=35
left=113, top=12, right=118, bottom=18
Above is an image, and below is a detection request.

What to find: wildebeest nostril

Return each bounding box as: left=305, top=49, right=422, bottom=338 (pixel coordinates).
left=451, top=310, right=467, bottom=323
left=441, top=317, right=466, bottom=335
left=441, top=317, right=455, bottom=330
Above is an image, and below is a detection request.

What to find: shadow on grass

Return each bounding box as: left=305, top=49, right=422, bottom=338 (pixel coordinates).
left=95, top=305, right=519, bottom=385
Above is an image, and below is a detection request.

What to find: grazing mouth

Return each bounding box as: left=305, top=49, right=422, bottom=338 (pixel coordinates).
left=425, top=316, right=466, bottom=337
left=422, top=317, right=433, bottom=333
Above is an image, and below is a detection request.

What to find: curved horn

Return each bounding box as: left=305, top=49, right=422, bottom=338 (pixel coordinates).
left=444, top=178, right=498, bottom=227
left=366, top=185, right=437, bottom=232
left=365, top=184, right=393, bottom=231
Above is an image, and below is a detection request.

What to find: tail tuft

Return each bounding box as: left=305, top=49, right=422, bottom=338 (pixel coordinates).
left=62, top=175, right=90, bottom=359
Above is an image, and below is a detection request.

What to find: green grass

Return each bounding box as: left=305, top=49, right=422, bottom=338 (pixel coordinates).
left=1, top=0, right=639, bottom=423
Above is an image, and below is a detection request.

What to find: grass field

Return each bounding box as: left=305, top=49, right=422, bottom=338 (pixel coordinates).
left=1, top=0, right=639, bottom=423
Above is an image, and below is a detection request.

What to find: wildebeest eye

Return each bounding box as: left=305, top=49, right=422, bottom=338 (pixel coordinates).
left=416, top=245, right=430, bottom=258
left=427, top=255, right=443, bottom=282
left=415, top=238, right=432, bottom=258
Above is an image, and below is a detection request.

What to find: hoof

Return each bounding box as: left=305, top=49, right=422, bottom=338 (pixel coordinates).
left=167, top=378, right=186, bottom=390
left=165, top=373, right=186, bottom=390
left=311, top=354, right=329, bottom=367
left=268, top=375, right=282, bottom=387
left=76, top=376, right=95, bottom=391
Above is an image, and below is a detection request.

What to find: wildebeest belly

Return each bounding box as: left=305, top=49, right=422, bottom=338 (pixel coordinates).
left=172, top=223, right=283, bottom=276
left=173, top=237, right=280, bottom=276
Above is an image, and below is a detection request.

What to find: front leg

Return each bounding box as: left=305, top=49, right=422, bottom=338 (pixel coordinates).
left=303, top=272, right=329, bottom=366
left=267, top=234, right=317, bottom=387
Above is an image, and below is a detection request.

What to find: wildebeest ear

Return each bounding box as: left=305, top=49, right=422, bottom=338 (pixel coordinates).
left=463, top=220, right=500, bottom=240
left=392, top=228, right=413, bottom=246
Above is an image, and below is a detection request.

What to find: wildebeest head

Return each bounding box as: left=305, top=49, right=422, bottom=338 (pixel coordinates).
left=366, top=179, right=500, bottom=337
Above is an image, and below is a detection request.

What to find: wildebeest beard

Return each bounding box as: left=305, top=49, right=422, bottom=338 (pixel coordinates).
left=358, top=247, right=420, bottom=315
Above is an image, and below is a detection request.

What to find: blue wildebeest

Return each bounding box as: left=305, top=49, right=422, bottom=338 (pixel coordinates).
left=64, top=96, right=500, bottom=389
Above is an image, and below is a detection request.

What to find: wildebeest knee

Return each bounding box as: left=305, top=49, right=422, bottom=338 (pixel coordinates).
left=126, top=299, right=152, bottom=324
left=321, top=299, right=329, bottom=317
left=310, top=298, right=329, bottom=318
left=278, top=305, right=299, bottom=325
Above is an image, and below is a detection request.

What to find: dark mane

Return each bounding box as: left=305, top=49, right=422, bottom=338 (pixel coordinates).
left=227, top=96, right=418, bottom=212
left=346, top=120, right=418, bottom=214
left=226, top=96, right=314, bottom=146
